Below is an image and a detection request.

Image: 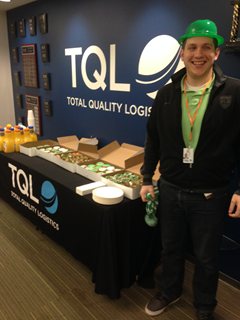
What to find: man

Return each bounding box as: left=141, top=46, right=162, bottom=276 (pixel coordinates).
left=140, top=19, right=240, bottom=320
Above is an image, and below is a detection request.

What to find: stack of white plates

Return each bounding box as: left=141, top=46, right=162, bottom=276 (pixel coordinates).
left=92, top=186, right=124, bottom=205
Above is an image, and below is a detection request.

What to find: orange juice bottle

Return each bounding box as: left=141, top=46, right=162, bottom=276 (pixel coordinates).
left=0, top=127, right=5, bottom=151
left=5, top=123, right=12, bottom=130
left=14, top=125, right=20, bottom=137
left=28, top=126, right=38, bottom=142
left=23, top=127, right=32, bottom=143
left=3, top=129, right=15, bottom=153
left=14, top=128, right=25, bottom=152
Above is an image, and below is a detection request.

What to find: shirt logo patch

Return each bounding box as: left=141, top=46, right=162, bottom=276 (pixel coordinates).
left=219, top=96, right=232, bottom=109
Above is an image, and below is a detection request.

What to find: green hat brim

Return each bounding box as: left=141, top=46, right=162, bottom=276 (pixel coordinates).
left=178, top=34, right=224, bottom=46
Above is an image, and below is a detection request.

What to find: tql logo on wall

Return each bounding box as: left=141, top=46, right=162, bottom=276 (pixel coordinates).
left=65, top=35, right=184, bottom=99
left=8, top=163, right=59, bottom=231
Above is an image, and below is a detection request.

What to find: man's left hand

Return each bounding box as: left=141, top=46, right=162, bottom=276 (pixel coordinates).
left=228, top=194, right=240, bottom=218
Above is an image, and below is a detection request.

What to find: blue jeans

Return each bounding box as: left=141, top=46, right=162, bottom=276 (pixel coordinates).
left=158, top=178, right=230, bottom=311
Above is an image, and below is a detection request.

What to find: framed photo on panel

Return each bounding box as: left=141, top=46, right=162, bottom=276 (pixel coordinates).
left=14, top=71, right=21, bottom=87
left=16, top=94, right=23, bottom=109
left=40, top=43, right=50, bottom=63
left=21, top=44, right=39, bottom=88
left=12, top=47, right=19, bottom=63
left=28, top=16, right=36, bottom=36
left=18, top=18, right=26, bottom=37
left=10, top=22, right=17, bottom=37
left=42, top=73, right=51, bottom=90
left=39, top=13, right=48, bottom=34
left=43, top=100, right=53, bottom=116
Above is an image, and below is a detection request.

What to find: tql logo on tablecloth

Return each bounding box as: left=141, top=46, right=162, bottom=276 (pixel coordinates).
left=8, top=162, right=59, bottom=230
left=40, top=180, right=58, bottom=214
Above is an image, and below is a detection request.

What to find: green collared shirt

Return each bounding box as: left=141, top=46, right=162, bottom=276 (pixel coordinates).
left=181, top=74, right=215, bottom=150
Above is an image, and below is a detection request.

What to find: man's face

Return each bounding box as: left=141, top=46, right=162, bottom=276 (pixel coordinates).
left=180, top=37, right=220, bottom=83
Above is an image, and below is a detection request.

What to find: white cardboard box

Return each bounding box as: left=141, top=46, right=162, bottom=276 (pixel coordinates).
left=54, top=151, right=96, bottom=173
left=20, top=140, right=57, bottom=157
left=75, top=181, right=106, bottom=196
left=98, top=140, right=144, bottom=169
left=57, top=135, right=98, bottom=158
left=76, top=159, right=122, bottom=182
left=76, top=140, right=144, bottom=183
left=101, top=170, right=142, bottom=200
left=36, top=145, right=74, bottom=163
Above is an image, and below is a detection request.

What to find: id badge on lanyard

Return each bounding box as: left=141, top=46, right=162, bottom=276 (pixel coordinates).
left=183, top=147, right=194, bottom=166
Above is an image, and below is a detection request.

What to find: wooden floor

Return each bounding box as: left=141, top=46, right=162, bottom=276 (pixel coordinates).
left=0, top=199, right=239, bottom=320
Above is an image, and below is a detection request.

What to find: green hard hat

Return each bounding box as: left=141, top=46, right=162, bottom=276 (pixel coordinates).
left=178, top=19, right=224, bottom=46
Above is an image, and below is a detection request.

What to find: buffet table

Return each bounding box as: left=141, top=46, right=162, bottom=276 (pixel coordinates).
left=0, top=152, right=160, bottom=298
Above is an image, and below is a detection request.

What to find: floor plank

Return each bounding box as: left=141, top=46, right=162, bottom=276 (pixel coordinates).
left=0, top=198, right=239, bottom=320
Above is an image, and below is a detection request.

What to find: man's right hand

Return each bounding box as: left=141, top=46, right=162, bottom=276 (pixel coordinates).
left=140, top=185, right=155, bottom=202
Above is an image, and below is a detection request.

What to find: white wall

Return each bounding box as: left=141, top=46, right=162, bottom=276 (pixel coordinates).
left=0, top=11, right=15, bottom=127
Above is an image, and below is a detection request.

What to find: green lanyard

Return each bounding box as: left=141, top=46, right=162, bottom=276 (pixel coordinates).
left=183, top=77, right=211, bottom=143
left=181, top=75, right=214, bottom=149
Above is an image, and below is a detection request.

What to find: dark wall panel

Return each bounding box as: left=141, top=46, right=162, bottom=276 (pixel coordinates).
left=7, top=0, right=238, bottom=146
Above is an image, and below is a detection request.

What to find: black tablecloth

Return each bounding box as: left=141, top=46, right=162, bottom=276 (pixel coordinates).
left=0, top=152, right=160, bottom=298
